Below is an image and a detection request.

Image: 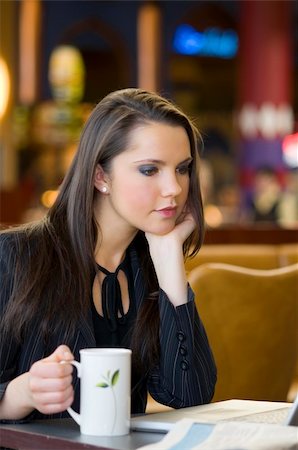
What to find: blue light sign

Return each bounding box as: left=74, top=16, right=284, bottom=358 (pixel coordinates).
left=173, top=24, right=239, bottom=59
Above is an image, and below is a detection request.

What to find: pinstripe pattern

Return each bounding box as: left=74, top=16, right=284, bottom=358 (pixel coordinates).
left=0, top=232, right=216, bottom=422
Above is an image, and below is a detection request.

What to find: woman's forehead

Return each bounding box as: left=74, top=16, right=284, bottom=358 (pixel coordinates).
left=122, top=122, right=191, bottom=158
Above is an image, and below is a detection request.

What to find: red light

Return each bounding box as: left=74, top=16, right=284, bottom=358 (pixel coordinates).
left=282, top=133, right=298, bottom=168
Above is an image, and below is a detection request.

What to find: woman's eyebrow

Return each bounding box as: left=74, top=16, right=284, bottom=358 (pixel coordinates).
left=133, top=157, right=193, bottom=165
left=177, top=157, right=193, bottom=165
left=133, top=159, right=163, bottom=165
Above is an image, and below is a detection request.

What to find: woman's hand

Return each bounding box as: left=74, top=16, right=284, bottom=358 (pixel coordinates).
left=0, top=345, right=74, bottom=420
left=145, top=212, right=196, bottom=307
left=167, top=211, right=196, bottom=244
left=28, top=345, right=74, bottom=415
left=145, top=212, right=195, bottom=253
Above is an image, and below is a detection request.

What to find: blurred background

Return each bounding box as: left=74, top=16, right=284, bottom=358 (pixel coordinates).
left=0, top=0, right=297, bottom=243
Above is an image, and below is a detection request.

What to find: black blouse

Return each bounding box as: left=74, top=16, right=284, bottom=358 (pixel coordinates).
left=91, top=253, right=146, bottom=412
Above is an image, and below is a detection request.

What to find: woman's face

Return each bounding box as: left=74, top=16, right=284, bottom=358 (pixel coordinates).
left=101, top=122, right=192, bottom=236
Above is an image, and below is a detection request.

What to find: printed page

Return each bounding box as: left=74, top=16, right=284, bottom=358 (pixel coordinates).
left=137, top=418, right=298, bottom=450
left=131, top=399, right=292, bottom=433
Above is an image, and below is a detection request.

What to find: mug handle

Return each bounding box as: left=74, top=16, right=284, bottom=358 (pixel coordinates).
left=60, top=360, right=82, bottom=425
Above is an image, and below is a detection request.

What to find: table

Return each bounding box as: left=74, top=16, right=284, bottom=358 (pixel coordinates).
left=1, top=399, right=294, bottom=449
left=0, top=418, right=163, bottom=450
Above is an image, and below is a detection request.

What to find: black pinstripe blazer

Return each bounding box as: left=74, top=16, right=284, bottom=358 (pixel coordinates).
left=0, top=232, right=217, bottom=422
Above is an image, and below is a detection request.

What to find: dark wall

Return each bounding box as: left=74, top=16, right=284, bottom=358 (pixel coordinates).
left=40, top=0, right=139, bottom=101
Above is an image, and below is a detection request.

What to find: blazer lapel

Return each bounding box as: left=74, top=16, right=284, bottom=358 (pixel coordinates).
left=129, top=245, right=146, bottom=312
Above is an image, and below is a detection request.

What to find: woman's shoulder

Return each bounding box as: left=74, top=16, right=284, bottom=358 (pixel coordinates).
left=0, top=228, right=22, bottom=274
left=0, top=224, right=47, bottom=279
left=0, top=222, right=44, bottom=256
left=0, top=227, right=21, bottom=250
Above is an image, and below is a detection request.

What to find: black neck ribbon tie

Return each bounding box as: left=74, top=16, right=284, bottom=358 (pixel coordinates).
left=97, top=257, right=128, bottom=333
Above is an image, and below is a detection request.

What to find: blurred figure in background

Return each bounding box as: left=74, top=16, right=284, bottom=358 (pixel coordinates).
left=277, top=169, right=298, bottom=228
left=249, top=166, right=282, bottom=224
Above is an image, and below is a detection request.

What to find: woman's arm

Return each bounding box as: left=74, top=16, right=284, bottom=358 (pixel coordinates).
left=145, top=213, right=195, bottom=307
left=0, top=234, right=75, bottom=420
left=1, top=372, right=36, bottom=420
left=147, top=288, right=217, bottom=408
left=145, top=214, right=217, bottom=407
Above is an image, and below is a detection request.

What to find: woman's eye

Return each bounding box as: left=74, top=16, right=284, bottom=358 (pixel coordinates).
left=177, top=164, right=191, bottom=175
left=139, top=166, right=158, bottom=176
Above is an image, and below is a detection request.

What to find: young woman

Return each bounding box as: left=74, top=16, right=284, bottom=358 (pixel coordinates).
left=0, top=88, right=216, bottom=422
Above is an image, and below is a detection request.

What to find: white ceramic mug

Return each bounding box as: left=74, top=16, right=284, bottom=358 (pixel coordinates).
left=66, top=348, right=131, bottom=436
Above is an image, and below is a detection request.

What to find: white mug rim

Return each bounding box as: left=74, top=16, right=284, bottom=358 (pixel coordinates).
left=79, top=348, right=132, bottom=356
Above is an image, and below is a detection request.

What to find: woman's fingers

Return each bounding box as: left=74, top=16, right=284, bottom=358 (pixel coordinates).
left=31, top=384, right=74, bottom=405
left=30, top=360, right=73, bottom=378
left=29, top=373, right=73, bottom=392
left=31, top=387, right=74, bottom=415
left=43, top=345, right=74, bottom=363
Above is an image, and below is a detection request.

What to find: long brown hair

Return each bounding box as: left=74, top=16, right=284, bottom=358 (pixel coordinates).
left=1, top=88, right=204, bottom=370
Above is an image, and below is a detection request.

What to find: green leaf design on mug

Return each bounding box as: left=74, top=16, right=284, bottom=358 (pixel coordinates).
left=111, top=370, right=119, bottom=386
left=96, top=370, right=120, bottom=434
left=96, top=382, right=109, bottom=388
left=96, top=370, right=119, bottom=388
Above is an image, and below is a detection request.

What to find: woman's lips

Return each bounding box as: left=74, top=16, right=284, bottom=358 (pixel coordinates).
left=156, top=207, right=177, bottom=218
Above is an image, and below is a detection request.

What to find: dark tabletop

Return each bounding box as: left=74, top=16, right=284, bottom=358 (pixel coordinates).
left=0, top=418, right=164, bottom=450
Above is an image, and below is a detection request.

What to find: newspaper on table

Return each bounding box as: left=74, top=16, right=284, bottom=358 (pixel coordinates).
left=137, top=418, right=298, bottom=450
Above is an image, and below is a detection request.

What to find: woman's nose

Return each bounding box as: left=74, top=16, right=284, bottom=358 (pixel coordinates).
left=160, top=173, right=182, bottom=197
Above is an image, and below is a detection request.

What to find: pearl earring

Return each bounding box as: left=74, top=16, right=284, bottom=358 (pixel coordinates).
left=101, top=186, right=108, bottom=193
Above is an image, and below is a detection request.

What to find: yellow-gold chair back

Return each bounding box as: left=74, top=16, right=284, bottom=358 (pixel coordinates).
left=188, top=263, right=298, bottom=402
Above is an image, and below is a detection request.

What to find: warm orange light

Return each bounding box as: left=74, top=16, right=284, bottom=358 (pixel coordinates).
left=137, top=3, right=161, bottom=91
left=204, top=204, right=223, bottom=228
left=41, top=190, right=59, bottom=208
left=19, top=0, right=41, bottom=104
left=0, top=57, right=10, bottom=120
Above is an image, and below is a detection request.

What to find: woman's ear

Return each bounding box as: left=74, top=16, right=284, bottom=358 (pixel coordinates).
left=94, top=164, right=109, bottom=194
